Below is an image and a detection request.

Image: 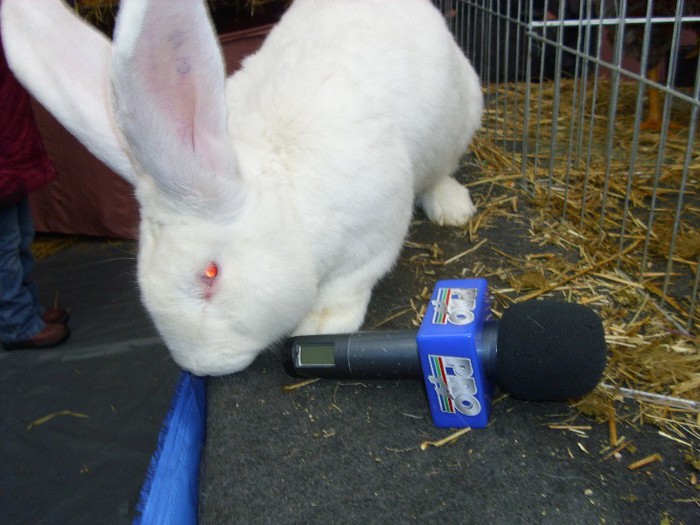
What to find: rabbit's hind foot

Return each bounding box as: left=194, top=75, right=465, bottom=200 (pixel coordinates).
left=418, top=175, right=476, bottom=227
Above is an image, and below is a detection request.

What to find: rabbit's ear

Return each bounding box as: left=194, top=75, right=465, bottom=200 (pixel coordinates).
left=0, top=0, right=138, bottom=185
left=111, top=0, right=243, bottom=215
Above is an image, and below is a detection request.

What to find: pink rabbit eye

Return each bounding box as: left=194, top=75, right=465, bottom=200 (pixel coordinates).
left=204, top=262, right=218, bottom=280
left=200, top=262, right=219, bottom=301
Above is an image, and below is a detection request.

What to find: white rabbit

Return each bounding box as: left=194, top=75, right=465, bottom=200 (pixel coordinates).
left=1, top=0, right=483, bottom=376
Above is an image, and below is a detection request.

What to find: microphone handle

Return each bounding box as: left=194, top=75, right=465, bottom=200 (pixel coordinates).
left=287, top=330, right=421, bottom=379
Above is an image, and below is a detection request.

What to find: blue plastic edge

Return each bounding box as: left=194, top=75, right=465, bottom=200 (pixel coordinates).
left=133, top=371, right=207, bottom=525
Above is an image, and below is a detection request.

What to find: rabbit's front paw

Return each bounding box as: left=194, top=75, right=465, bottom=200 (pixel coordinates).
left=294, top=289, right=371, bottom=336
left=294, top=305, right=364, bottom=336
left=419, top=176, right=476, bottom=226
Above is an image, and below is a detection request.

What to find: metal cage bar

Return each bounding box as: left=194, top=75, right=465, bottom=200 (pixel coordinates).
left=440, top=0, right=700, bottom=330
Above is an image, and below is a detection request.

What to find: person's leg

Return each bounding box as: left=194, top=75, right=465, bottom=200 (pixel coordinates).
left=0, top=197, right=45, bottom=343
left=16, top=196, right=48, bottom=318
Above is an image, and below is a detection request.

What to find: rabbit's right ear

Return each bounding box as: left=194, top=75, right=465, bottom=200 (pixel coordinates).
left=0, top=0, right=138, bottom=185
left=110, top=0, right=244, bottom=216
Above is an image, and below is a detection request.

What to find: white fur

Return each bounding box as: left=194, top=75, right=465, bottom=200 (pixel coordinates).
left=1, top=0, right=483, bottom=376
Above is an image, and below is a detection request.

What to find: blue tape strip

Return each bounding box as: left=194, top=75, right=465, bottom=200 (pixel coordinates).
left=133, top=371, right=207, bottom=525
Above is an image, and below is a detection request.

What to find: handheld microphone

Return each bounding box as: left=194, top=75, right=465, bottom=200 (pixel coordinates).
left=286, top=278, right=607, bottom=428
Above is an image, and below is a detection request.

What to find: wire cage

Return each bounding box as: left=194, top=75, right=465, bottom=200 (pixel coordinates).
left=435, top=0, right=700, bottom=334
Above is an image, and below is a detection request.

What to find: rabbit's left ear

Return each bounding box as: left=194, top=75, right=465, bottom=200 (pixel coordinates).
left=111, top=0, right=243, bottom=214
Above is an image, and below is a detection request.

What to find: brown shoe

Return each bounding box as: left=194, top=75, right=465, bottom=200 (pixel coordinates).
left=2, top=323, right=70, bottom=351
left=42, top=308, right=69, bottom=325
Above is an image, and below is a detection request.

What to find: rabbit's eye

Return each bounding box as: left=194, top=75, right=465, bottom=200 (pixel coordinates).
left=200, top=262, right=219, bottom=290
left=204, top=262, right=218, bottom=280
left=200, top=262, right=219, bottom=301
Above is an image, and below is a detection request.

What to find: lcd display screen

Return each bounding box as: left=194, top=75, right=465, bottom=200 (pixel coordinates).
left=297, top=343, right=335, bottom=367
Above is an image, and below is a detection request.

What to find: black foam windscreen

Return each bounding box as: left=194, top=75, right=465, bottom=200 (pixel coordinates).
left=496, top=300, right=607, bottom=401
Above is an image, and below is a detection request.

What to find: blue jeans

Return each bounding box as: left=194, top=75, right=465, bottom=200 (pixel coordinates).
left=0, top=197, right=45, bottom=343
